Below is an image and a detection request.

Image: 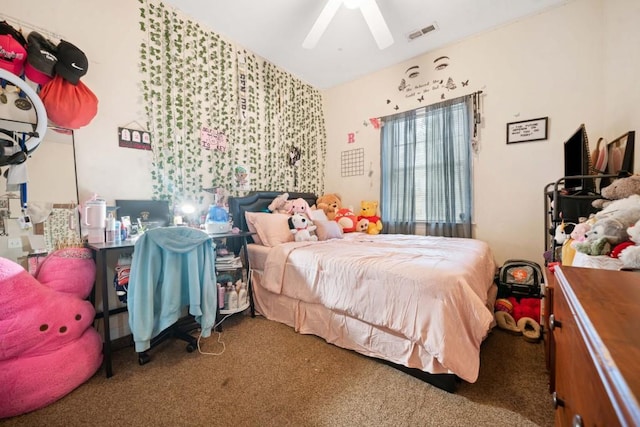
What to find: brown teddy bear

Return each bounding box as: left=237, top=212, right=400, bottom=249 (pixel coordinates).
left=592, top=175, right=640, bottom=209
left=316, top=193, right=342, bottom=221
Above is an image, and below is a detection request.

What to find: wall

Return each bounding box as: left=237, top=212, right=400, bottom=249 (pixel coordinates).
left=323, top=0, right=639, bottom=265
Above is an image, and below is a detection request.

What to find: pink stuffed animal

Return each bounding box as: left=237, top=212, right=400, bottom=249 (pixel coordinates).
left=0, top=248, right=103, bottom=418
left=287, top=197, right=312, bottom=219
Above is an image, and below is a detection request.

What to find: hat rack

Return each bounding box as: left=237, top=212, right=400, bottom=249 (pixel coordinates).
left=0, top=13, right=65, bottom=43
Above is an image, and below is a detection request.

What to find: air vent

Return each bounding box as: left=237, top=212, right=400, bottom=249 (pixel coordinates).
left=407, top=22, right=438, bottom=41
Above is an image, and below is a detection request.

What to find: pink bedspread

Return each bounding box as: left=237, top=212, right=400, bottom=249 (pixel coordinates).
left=262, top=233, right=496, bottom=382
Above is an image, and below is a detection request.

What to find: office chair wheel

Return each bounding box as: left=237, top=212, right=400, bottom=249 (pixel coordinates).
left=186, top=343, right=196, bottom=353
left=138, top=352, right=151, bottom=365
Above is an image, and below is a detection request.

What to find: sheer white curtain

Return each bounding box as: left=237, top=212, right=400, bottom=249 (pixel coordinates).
left=381, top=95, right=474, bottom=238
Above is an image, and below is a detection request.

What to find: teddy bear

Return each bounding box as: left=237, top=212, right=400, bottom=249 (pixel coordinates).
left=268, top=192, right=291, bottom=214
left=334, top=207, right=358, bottom=233
left=316, top=193, right=342, bottom=221
left=0, top=247, right=103, bottom=418
left=619, top=218, right=640, bottom=269
left=358, top=200, right=383, bottom=235
left=288, top=213, right=318, bottom=242
left=592, top=175, right=640, bottom=209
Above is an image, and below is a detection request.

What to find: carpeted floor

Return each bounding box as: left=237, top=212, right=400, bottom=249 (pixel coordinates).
left=1, top=315, right=554, bottom=426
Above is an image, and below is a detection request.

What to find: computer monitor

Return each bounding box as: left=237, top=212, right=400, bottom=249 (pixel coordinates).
left=115, top=199, right=171, bottom=229
left=563, top=124, right=595, bottom=192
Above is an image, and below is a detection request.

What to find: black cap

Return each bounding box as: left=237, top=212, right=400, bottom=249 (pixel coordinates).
left=27, top=32, right=57, bottom=76
left=54, top=40, right=88, bottom=85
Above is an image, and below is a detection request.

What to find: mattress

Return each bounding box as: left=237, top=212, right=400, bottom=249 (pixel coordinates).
left=247, top=233, right=497, bottom=383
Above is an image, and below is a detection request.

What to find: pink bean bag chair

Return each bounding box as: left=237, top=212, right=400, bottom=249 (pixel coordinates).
left=0, top=247, right=103, bottom=418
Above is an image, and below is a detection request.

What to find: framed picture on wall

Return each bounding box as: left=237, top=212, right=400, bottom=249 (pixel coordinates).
left=506, top=117, right=548, bottom=144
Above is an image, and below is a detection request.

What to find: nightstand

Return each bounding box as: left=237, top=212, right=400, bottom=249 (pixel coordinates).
left=209, top=231, right=256, bottom=328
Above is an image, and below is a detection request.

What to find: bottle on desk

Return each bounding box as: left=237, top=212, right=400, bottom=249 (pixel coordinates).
left=217, top=283, right=225, bottom=309
left=227, top=281, right=238, bottom=310
left=237, top=281, right=247, bottom=307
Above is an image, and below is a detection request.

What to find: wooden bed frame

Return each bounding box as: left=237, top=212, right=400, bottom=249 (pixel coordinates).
left=228, top=191, right=460, bottom=392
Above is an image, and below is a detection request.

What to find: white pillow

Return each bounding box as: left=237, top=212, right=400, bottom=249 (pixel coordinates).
left=308, top=209, right=328, bottom=222
left=244, top=212, right=293, bottom=247
left=314, top=220, right=343, bottom=241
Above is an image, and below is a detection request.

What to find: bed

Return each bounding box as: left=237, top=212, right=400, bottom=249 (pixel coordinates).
left=228, top=191, right=498, bottom=392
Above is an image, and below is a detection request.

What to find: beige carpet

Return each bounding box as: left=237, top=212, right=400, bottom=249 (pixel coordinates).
left=1, top=315, right=553, bottom=427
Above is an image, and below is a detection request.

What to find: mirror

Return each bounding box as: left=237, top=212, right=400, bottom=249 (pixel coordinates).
left=0, top=117, right=79, bottom=266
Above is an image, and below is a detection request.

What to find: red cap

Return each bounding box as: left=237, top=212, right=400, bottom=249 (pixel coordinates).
left=24, top=61, right=52, bottom=85
left=0, top=34, right=27, bottom=75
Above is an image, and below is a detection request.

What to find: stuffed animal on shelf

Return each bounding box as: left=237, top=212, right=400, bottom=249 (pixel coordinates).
left=316, top=193, right=342, bottom=221
left=619, top=218, right=640, bottom=269
left=288, top=213, right=317, bottom=242
left=0, top=247, right=103, bottom=418
left=592, top=175, right=640, bottom=209
left=268, top=192, right=291, bottom=214
left=334, top=207, right=358, bottom=233
left=358, top=200, right=383, bottom=235
left=572, top=217, right=628, bottom=256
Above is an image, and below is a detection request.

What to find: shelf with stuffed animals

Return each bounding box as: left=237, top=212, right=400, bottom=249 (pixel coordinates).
left=546, top=173, right=640, bottom=271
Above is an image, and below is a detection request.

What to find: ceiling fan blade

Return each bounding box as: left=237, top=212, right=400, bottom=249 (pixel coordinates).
left=303, top=0, right=342, bottom=49
left=360, top=0, right=394, bottom=50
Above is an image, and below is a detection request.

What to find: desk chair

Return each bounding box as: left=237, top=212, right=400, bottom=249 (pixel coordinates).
left=127, top=226, right=217, bottom=365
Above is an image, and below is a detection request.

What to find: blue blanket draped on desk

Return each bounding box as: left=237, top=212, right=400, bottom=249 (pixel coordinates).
left=127, top=226, right=217, bottom=352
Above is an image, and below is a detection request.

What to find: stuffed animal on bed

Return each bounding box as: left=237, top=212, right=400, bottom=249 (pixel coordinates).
left=316, top=193, right=342, bottom=221
left=287, top=197, right=312, bottom=219
left=358, top=200, right=383, bottom=235
left=0, top=248, right=103, bottom=418
left=288, top=213, right=317, bottom=242
left=334, top=208, right=358, bottom=233
left=268, top=192, right=291, bottom=213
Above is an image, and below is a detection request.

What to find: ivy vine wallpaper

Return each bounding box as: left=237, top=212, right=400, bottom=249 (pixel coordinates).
left=138, top=0, right=327, bottom=207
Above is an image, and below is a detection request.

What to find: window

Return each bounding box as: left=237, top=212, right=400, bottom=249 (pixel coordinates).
left=381, top=96, right=473, bottom=238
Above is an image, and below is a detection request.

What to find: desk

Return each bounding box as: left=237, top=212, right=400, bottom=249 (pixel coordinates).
left=87, top=240, right=135, bottom=378
left=87, top=231, right=255, bottom=378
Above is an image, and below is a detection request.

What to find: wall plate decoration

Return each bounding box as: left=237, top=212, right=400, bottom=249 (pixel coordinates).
left=506, top=117, right=548, bottom=144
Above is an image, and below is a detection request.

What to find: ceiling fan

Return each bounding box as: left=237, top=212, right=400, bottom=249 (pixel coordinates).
left=303, top=0, right=394, bottom=50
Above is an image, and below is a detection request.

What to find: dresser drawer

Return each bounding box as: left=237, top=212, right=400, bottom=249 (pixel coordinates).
left=553, top=281, right=618, bottom=426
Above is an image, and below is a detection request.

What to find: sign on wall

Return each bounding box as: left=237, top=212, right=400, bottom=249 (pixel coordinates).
left=118, top=127, right=152, bottom=150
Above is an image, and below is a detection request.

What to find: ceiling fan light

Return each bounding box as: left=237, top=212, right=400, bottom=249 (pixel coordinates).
left=343, top=0, right=366, bottom=10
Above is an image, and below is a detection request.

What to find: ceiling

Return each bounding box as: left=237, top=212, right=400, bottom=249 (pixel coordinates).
left=163, top=0, right=570, bottom=90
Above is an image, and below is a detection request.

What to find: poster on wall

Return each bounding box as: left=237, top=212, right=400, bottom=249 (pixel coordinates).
left=118, top=127, right=152, bottom=150
left=200, top=126, right=227, bottom=151
left=506, top=117, right=548, bottom=144
left=234, top=165, right=250, bottom=190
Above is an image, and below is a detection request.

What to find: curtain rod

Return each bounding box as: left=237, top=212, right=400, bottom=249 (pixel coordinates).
left=380, top=90, right=484, bottom=122
left=0, top=13, right=65, bottom=41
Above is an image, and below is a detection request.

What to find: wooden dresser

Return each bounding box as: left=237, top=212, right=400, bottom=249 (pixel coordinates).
left=547, top=266, right=640, bottom=426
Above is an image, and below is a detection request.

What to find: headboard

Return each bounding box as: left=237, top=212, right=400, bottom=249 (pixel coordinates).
left=226, top=191, right=317, bottom=254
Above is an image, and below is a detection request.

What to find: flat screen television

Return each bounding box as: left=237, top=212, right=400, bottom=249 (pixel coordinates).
left=563, top=124, right=595, bottom=193
left=115, top=199, right=171, bottom=229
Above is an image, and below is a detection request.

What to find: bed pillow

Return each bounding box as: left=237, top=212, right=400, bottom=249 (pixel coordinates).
left=314, top=220, right=343, bottom=241
left=308, top=208, right=328, bottom=222
left=244, top=212, right=293, bottom=247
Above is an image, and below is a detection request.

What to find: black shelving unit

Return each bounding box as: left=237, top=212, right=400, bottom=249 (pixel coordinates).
left=543, top=174, right=619, bottom=264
